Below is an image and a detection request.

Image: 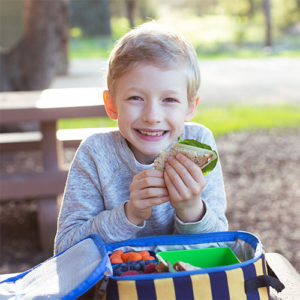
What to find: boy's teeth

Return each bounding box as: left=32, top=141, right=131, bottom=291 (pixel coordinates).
left=139, top=130, right=164, bottom=136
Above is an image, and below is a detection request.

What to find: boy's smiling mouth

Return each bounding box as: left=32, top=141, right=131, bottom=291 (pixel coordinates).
left=138, top=129, right=167, bottom=136
left=135, top=129, right=168, bottom=139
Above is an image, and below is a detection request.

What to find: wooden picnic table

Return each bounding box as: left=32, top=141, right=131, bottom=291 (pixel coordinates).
left=0, top=87, right=108, bottom=255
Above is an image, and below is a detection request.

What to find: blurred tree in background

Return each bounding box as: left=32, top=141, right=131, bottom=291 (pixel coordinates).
left=70, top=0, right=156, bottom=35
left=168, top=0, right=300, bottom=27
left=109, top=0, right=156, bottom=28
left=263, top=0, right=272, bottom=47
left=71, top=0, right=111, bottom=36
left=149, top=0, right=300, bottom=48
left=125, top=0, right=136, bottom=28
left=0, top=0, right=70, bottom=91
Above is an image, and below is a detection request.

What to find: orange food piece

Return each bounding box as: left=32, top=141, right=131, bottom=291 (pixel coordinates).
left=110, top=253, right=121, bottom=259
left=138, top=250, right=155, bottom=261
left=121, top=252, right=132, bottom=263
left=111, top=249, right=155, bottom=263
left=110, top=257, right=123, bottom=264
left=127, top=252, right=142, bottom=262
left=147, top=256, right=155, bottom=261
left=109, top=249, right=124, bottom=263
left=110, top=254, right=122, bottom=262
left=112, top=250, right=123, bottom=256
left=139, top=250, right=151, bottom=260
left=138, top=250, right=150, bottom=257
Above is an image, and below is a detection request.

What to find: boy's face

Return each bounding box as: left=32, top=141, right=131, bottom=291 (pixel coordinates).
left=104, top=63, right=196, bottom=164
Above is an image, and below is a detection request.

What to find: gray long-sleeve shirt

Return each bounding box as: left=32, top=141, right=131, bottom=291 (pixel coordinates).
left=54, top=123, right=228, bottom=254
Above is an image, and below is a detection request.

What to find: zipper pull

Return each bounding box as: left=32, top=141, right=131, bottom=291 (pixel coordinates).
left=94, top=271, right=110, bottom=300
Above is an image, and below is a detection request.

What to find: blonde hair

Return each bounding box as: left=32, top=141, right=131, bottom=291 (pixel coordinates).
left=107, top=22, right=200, bottom=102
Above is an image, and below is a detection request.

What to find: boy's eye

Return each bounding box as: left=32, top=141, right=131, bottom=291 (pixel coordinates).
left=164, top=98, right=179, bottom=103
left=128, top=96, right=143, bottom=101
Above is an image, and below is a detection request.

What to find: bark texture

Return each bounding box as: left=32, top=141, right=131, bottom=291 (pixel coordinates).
left=263, top=0, right=272, bottom=48
left=0, top=0, right=70, bottom=91
left=126, top=0, right=136, bottom=28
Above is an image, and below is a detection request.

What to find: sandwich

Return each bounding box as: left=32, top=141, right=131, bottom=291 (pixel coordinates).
left=154, top=137, right=218, bottom=174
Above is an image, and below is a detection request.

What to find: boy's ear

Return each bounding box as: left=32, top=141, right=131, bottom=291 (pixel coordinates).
left=103, top=90, right=118, bottom=120
left=184, top=97, right=199, bottom=122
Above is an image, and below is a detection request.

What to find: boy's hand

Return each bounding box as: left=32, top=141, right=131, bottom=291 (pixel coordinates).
left=126, top=169, right=169, bottom=226
left=164, top=154, right=206, bottom=223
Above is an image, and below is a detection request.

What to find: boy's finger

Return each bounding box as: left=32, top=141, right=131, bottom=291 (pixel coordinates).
left=147, top=196, right=170, bottom=207
left=166, top=156, right=198, bottom=189
left=166, top=157, right=193, bottom=187
left=165, top=162, right=187, bottom=191
left=173, top=154, right=203, bottom=183
left=135, top=169, right=164, bottom=180
left=164, top=169, right=181, bottom=202
left=166, top=163, right=198, bottom=201
left=139, top=187, right=169, bottom=199
left=168, top=155, right=205, bottom=197
left=131, top=177, right=166, bottom=192
left=135, top=196, right=169, bottom=209
left=140, top=177, right=166, bottom=189
left=131, top=171, right=166, bottom=191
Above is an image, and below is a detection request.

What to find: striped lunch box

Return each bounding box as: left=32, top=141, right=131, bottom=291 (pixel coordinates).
left=96, top=231, right=284, bottom=300
left=0, top=231, right=284, bottom=299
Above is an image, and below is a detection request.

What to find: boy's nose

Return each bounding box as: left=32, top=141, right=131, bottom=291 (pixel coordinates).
left=142, top=102, right=162, bottom=124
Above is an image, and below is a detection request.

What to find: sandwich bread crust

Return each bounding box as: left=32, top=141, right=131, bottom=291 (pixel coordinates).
left=154, top=144, right=213, bottom=171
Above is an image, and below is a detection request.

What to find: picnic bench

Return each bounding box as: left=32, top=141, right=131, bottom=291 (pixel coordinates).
left=0, top=87, right=113, bottom=255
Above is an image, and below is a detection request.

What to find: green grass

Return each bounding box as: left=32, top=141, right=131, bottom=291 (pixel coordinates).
left=59, top=117, right=117, bottom=129
left=70, top=37, right=300, bottom=59
left=59, top=104, right=300, bottom=137
left=192, top=104, right=300, bottom=137
left=69, top=36, right=115, bottom=59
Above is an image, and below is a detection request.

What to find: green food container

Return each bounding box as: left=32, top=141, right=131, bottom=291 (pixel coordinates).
left=157, top=247, right=239, bottom=269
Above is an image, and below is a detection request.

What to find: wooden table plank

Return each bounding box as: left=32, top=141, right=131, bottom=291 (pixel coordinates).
left=0, top=88, right=107, bottom=124
left=0, top=170, right=68, bottom=201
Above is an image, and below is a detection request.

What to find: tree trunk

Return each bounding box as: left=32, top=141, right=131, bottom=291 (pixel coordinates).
left=263, top=0, right=272, bottom=48
left=0, top=0, right=70, bottom=91
left=248, top=0, right=255, bottom=18
left=126, top=0, right=136, bottom=28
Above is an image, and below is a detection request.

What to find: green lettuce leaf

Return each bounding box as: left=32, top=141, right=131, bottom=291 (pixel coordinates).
left=177, top=137, right=218, bottom=174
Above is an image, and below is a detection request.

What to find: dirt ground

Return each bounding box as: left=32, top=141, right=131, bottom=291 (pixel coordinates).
left=0, top=128, right=299, bottom=275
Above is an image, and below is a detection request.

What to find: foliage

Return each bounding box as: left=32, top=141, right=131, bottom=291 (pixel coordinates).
left=110, top=0, right=157, bottom=21
left=69, top=0, right=300, bottom=59
left=217, top=0, right=261, bottom=18
left=272, top=0, right=300, bottom=29
left=69, top=13, right=300, bottom=59
left=70, top=0, right=111, bottom=36
left=69, top=18, right=130, bottom=59
left=59, top=104, right=300, bottom=137
left=156, top=0, right=300, bottom=29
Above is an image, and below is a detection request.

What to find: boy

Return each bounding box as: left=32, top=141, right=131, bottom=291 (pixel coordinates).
left=54, top=22, right=227, bottom=254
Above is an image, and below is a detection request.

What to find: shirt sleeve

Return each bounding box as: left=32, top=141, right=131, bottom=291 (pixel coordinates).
left=174, top=125, right=228, bottom=234
left=54, top=141, right=144, bottom=254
